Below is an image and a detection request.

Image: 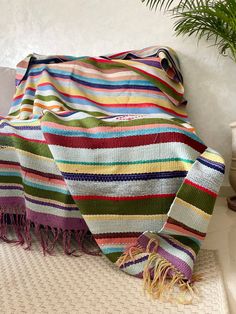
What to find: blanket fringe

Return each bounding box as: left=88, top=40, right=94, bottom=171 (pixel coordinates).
left=0, top=212, right=27, bottom=245
left=116, top=238, right=201, bottom=304
left=0, top=211, right=99, bottom=256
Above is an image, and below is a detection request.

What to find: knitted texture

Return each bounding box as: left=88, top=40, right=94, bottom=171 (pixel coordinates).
left=0, top=46, right=224, bottom=300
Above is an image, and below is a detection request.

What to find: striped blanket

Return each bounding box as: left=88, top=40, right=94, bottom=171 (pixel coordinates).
left=0, top=46, right=224, bottom=302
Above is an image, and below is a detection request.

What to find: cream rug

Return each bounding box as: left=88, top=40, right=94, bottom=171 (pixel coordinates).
left=0, top=236, right=229, bottom=314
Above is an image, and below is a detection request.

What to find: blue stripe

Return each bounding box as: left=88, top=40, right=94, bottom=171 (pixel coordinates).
left=36, top=84, right=164, bottom=99
left=26, top=69, right=160, bottom=91
left=23, top=178, right=69, bottom=194
left=62, top=170, right=187, bottom=182
left=198, top=158, right=225, bottom=174
left=27, top=66, right=157, bottom=87
left=101, top=247, right=124, bottom=254
left=42, top=125, right=202, bottom=142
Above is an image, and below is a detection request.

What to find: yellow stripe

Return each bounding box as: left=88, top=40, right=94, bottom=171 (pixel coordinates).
left=57, top=160, right=192, bottom=174
left=203, top=151, right=224, bottom=164
left=175, top=198, right=211, bottom=220
left=83, top=214, right=166, bottom=221
left=0, top=119, right=40, bottom=127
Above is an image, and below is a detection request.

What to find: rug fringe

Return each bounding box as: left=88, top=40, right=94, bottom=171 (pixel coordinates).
left=116, top=237, right=201, bottom=304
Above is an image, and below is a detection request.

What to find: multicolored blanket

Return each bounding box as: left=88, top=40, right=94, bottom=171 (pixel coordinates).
left=0, top=46, right=224, bottom=302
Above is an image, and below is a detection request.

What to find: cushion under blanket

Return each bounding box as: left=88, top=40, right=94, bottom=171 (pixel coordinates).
left=0, top=46, right=224, bottom=302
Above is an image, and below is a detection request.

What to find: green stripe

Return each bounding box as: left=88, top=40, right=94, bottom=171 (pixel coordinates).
left=76, top=197, right=174, bottom=215
left=0, top=136, right=52, bottom=158
left=105, top=252, right=122, bottom=263
left=42, top=112, right=184, bottom=128
left=24, top=183, right=74, bottom=204
left=0, top=175, right=75, bottom=204
left=172, top=235, right=200, bottom=255
left=21, top=99, right=34, bottom=106
left=8, top=109, right=20, bottom=117
left=56, top=157, right=194, bottom=166
left=0, top=175, right=22, bottom=185
left=177, top=183, right=216, bottom=214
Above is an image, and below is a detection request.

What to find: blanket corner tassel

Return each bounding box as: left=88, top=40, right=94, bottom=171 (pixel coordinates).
left=116, top=236, right=202, bottom=304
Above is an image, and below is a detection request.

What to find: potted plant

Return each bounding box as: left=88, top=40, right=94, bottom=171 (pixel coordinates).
left=142, top=0, right=236, bottom=209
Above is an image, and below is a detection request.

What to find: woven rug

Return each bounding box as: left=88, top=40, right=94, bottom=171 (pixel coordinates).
left=0, top=236, right=229, bottom=314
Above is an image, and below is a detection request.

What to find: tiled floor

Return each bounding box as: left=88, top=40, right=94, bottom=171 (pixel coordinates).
left=203, top=197, right=236, bottom=313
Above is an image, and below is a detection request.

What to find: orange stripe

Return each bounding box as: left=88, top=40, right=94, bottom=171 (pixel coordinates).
left=165, top=222, right=204, bottom=241
left=96, top=237, right=137, bottom=245
left=34, top=103, right=63, bottom=110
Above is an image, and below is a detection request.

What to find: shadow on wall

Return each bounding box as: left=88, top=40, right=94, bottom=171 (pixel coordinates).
left=178, top=51, right=235, bottom=183
left=0, top=67, right=16, bottom=116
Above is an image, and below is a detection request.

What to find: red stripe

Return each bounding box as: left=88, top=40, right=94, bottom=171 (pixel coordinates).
left=44, top=131, right=206, bottom=152
left=167, top=218, right=206, bottom=237
left=73, top=193, right=175, bottom=201
left=184, top=178, right=217, bottom=197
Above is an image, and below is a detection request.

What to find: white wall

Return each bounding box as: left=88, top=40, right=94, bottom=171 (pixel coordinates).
left=0, top=0, right=235, bottom=186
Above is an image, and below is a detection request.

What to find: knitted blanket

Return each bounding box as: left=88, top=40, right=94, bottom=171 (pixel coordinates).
left=0, top=46, right=224, bottom=302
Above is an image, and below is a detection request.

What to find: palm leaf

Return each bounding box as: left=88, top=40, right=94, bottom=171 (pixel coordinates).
left=174, top=0, right=236, bottom=61
left=141, top=0, right=188, bottom=11
left=141, top=0, right=236, bottom=62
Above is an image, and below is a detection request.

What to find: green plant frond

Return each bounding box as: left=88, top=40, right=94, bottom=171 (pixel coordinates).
left=174, top=0, right=236, bottom=61
left=141, top=0, right=188, bottom=11
left=142, top=0, right=236, bottom=62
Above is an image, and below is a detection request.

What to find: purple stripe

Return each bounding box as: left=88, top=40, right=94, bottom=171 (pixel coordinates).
left=157, top=246, right=192, bottom=280
left=159, top=234, right=195, bottom=261
left=27, top=209, right=88, bottom=231
left=135, top=59, right=162, bottom=69
left=0, top=196, right=25, bottom=208
left=137, top=232, right=192, bottom=280
left=198, top=157, right=225, bottom=174
left=0, top=185, right=23, bottom=191
left=63, top=170, right=187, bottom=182
left=120, top=254, right=148, bottom=269
left=25, top=195, right=78, bottom=211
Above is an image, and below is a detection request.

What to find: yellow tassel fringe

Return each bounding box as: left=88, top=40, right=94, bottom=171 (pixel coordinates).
left=116, top=238, right=202, bottom=304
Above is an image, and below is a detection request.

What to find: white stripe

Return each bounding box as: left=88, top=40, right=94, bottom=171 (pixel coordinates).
left=50, top=142, right=199, bottom=163
left=86, top=218, right=164, bottom=234
left=26, top=201, right=82, bottom=218
left=168, top=200, right=209, bottom=233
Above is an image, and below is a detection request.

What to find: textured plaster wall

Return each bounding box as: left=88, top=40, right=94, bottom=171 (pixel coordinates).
left=0, top=0, right=235, bottom=185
